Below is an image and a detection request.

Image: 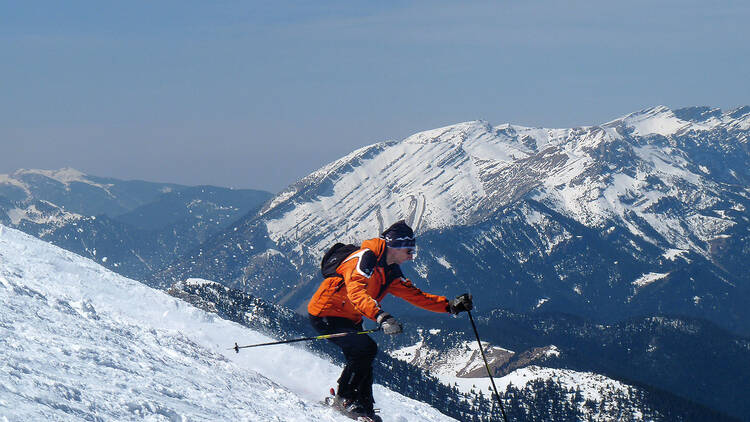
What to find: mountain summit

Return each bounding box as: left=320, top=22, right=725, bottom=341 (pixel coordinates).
left=159, top=106, right=750, bottom=335
left=257, top=105, right=748, bottom=255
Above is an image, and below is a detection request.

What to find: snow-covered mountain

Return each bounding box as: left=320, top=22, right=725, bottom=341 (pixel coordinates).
left=0, top=168, right=182, bottom=231
left=254, top=105, right=749, bottom=256
left=0, top=224, right=452, bottom=421
left=389, top=333, right=555, bottom=382
left=392, top=308, right=750, bottom=420
left=157, top=105, right=750, bottom=335
left=0, top=168, right=272, bottom=280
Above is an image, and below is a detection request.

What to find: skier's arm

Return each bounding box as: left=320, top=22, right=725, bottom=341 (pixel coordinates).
left=387, top=277, right=450, bottom=313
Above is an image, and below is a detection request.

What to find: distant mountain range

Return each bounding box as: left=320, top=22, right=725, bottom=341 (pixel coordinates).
left=156, top=105, right=750, bottom=336
left=0, top=168, right=272, bottom=279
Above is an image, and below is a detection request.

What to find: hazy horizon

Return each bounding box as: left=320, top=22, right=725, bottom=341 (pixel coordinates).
left=3, top=1, right=748, bottom=192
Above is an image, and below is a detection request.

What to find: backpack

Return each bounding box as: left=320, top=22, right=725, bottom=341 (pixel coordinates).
left=320, top=243, right=360, bottom=279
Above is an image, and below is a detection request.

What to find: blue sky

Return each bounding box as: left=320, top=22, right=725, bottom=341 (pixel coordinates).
left=2, top=1, right=749, bottom=192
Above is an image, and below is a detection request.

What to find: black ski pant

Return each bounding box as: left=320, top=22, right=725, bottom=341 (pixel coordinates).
left=309, top=314, right=377, bottom=411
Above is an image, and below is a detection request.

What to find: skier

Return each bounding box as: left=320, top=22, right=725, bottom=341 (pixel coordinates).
left=308, top=220, right=473, bottom=421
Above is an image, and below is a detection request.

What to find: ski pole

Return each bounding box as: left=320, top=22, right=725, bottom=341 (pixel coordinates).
left=467, top=310, right=509, bottom=422
left=231, top=327, right=381, bottom=353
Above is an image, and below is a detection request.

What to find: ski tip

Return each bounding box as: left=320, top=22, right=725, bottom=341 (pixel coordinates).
left=329, top=387, right=335, bottom=396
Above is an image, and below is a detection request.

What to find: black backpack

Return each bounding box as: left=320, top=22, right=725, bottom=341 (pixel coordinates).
left=320, top=243, right=360, bottom=279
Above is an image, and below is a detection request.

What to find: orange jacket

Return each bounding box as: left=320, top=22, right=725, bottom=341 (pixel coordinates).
left=308, top=237, right=450, bottom=322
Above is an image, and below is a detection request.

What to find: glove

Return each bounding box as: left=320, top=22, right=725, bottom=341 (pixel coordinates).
left=448, top=293, right=473, bottom=314
left=376, top=312, right=403, bottom=335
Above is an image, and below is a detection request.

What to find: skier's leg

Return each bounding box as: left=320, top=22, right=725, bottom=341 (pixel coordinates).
left=356, top=364, right=375, bottom=414
left=309, top=315, right=376, bottom=403
left=308, top=314, right=377, bottom=409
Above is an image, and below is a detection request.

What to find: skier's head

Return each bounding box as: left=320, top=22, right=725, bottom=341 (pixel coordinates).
left=381, top=220, right=416, bottom=264
left=381, top=219, right=415, bottom=248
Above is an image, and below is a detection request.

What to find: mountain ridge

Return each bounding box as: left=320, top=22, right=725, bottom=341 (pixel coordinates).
left=156, top=105, right=750, bottom=337
left=0, top=168, right=273, bottom=280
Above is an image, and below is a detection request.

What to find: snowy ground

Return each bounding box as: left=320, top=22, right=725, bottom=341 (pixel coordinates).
left=441, top=365, right=632, bottom=406
left=0, top=225, right=455, bottom=421
left=391, top=338, right=632, bottom=414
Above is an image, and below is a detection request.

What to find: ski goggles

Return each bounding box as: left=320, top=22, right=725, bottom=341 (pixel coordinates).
left=385, top=237, right=416, bottom=249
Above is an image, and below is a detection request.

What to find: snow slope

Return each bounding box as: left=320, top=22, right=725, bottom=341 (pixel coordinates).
left=445, top=365, right=634, bottom=414
left=0, top=224, right=454, bottom=421
left=391, top=339, right=515, bottom=386
left=390, top=338, right=631, bottom=415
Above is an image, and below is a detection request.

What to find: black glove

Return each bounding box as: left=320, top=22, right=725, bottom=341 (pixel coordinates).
left=448, top=293, right=473, bottom=314
left=376, top=312, right=403, bottom=335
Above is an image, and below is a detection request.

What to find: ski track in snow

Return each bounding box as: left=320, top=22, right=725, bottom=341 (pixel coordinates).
left=0, top=225, right=455, bottom=421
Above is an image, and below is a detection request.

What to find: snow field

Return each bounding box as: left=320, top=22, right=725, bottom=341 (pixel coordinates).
left=0, top=225, right=454, bottom=421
